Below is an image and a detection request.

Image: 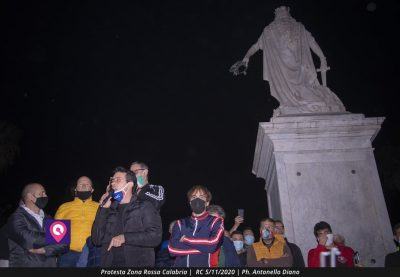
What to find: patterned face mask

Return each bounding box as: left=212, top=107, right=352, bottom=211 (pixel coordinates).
left=112, top=184, right=128, bottom=203
left=262, top=229, right=271, bottom=239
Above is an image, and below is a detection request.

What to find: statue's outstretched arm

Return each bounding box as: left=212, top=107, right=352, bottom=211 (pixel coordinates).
left=242, top=36, right=263, bottom=66
left=230, top=35, right=262, bottom=75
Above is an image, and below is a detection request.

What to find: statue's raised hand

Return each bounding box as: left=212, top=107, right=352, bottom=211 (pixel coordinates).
left=229, top=60, right=248, bottom=76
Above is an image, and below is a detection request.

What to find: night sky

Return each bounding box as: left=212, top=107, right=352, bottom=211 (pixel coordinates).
left=1, top=0, right=400, bottom=239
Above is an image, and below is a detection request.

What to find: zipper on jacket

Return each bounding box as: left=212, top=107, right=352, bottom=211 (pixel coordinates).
left=187, top=218, right=198, bottom=267
left=193, top=219, right=198, bottom=236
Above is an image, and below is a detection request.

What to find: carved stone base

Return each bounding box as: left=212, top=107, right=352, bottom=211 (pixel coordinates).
left=252, top=113, right=395, bottom=266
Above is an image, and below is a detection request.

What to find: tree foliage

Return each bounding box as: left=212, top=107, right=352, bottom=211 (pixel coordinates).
left=0, top=121, right=23, bottom=174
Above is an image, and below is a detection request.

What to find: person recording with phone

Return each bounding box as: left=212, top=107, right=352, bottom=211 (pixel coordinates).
left=91, top=167, right=162, bottom=267
left=307, top=221, right=354, bottom=267
left=207, top=205, right=241, bottom=267
left=229, top=209, right=255, bottom=250
left=229, top=209, right=244, bottom=235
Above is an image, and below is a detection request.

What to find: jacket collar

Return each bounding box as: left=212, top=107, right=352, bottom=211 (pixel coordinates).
left=137, top=183, right=150, bottom=195
left=73, top=197, right=93, bottom=203
left=191, top=211, right=209, bottom=221
left=17, top=206, right=48, bottom=230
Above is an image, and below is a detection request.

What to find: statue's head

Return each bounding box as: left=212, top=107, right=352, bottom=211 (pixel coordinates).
left=274, top=6, right=291, bottom=19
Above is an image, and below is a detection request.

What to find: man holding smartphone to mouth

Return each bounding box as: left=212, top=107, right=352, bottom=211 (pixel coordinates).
left=307, top=221, right=354, bottom=267
left=91, top=167, right=162, bottom=267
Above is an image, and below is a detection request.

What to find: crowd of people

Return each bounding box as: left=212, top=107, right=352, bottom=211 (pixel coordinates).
left=0, top=161, right=399, bottom=268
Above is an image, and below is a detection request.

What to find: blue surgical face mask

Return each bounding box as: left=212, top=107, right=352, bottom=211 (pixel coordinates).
left=136, top=175, right=145, bottom=188
left=233, top=240, right=244, bottom=252
left=262, top=229, right=271, bottom=239
left=112, top=184, right=128, bottom=203
left=244, top=235, right=255, bottom=245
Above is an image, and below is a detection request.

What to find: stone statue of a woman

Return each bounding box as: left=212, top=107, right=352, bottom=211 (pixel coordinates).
left=231, top=6, right=346, bottom=116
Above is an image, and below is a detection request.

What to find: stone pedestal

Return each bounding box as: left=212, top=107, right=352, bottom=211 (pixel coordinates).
left=252, top=113, right=395, bottom=266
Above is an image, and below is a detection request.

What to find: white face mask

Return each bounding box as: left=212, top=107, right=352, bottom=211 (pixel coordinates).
left=233, top=240, right=244, bottom=252
left=114, top=183, right=129, bottom=194
left=244, top=235, right=255, bottom=245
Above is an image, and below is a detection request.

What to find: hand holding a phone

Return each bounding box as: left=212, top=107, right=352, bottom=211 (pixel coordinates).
left=318, top=234, right=334, bottom=249
left=234, top=216, right=244, bottom=225
left=233, top=209, right=244, bottom=228
left=228, top=209, right=245, bottom=234
left=325, top=234, right=334, bottom=247
left=100, top=184, right=113, bottom=208
left=235, top=209, right=244, bottom=227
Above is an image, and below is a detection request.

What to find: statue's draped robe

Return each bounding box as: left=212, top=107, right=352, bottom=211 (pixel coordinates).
left=255, top=18, right=345, bottom=115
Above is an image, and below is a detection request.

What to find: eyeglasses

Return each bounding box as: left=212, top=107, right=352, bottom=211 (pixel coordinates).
left=109, top=177, right=125, bottom=184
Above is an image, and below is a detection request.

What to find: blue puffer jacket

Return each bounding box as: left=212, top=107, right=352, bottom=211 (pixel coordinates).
left=168, top=212, right=224, bottom=267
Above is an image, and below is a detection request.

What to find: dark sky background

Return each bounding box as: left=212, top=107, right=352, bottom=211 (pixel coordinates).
left=1, top=0, right=400, bottom=239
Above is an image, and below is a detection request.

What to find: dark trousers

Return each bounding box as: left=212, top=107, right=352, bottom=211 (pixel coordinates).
left=58, top=250, right=81, bottom=267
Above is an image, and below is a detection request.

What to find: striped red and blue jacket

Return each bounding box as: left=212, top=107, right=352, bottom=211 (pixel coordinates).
left=168, top=211, right=224, bottom=267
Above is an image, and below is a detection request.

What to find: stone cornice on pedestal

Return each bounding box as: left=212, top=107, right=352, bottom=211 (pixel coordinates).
left=253, top=113, right=385, bottom=181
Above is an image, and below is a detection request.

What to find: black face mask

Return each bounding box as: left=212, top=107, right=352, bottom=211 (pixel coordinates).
left=76, top=191, right=92, bottom=201
left=35, top=196, right=48, bottom=210
left=190, top=198, right=206, bottom=214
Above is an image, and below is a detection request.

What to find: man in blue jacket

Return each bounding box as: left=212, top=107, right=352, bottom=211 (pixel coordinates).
left=168, top=185, right=224, bottom=267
